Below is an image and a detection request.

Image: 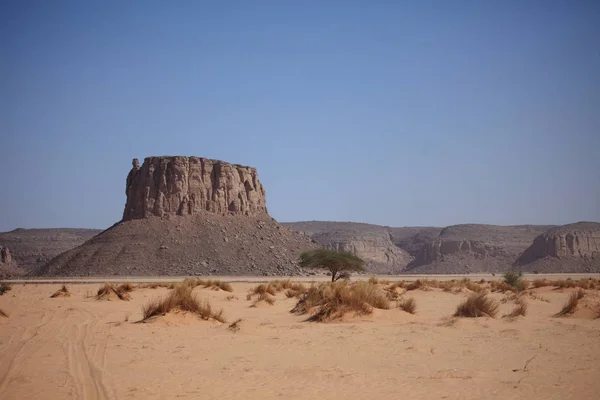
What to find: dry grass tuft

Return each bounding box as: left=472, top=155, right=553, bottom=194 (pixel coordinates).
left=117, top=282, right=134, bottom=293
left=504, top=298, right=527, bottom=318
left=225, top=294, right=237, bottom=301
left=182, top=279, right=234, bottom=292
left=251, top=292, right=276, bottom=306
left=96, top=283, right=131, bottom=301
left=141, top=285, right=225, bottom=322
left=398, top=297, right=416, bottom=314
left=249, top=280, right=305, bottom=301
left=554, top=291, right=581, bottom=317
left=291, top=281, right=389, bottom=322
left=0, top=308, right=8, bottom=318
left=405, top=280, right=423, bottom=291
left=228, top=318, right=242, bottom=332
left=0, top=282, right=11, bottom=296
left=454, top=293, right=499, bottom=318
left=532, top=279, right=550, bottom=288
left=50, top=284, right=71, bottom=298
left=368, top=276, right=379, bottom=285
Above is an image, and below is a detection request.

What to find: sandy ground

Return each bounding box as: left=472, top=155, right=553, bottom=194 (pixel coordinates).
left=1, top=280, right=599, bottom=400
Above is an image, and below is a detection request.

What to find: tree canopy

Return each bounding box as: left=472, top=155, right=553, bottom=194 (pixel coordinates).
left=299, top=248, right=365, bottom=282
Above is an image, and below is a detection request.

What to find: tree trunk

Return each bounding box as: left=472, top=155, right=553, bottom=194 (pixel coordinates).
left=331, top=271, right=337, bottom=282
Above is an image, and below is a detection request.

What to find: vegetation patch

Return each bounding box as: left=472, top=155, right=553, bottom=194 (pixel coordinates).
left=454, top=293, right=499, bottom=318
left=50, top=285, right=71, bottom=298
left=0, top=282, right=11, bottom=296
left=398, top=297, right=416, bottom=314
left=291, top=281, right=389, bottom=322
left=141, top=285, right=225, bottom=322
left=553, top=290, right=583, bottom=317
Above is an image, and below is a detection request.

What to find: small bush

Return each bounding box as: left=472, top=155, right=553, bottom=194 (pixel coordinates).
left=503, top=271, right=525, bottom=291
left=454, top=293, right=499, bottom=318
left=141, top=285, right=225, bottom=322
left=117, top=282, right=134, bottom=293
left=368, top=276, right=379, bottom=285
left=50, top=285, right=71, bottom=298
left=554, top=291, right=581, bottom=317
left=0, top=308, right=7, bottom=318
left=0, top=282, right=11, bottom=296
left=398, top=297, right=416, bottom=314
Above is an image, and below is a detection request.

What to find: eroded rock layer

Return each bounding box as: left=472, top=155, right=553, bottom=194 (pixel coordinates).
left=123, top=157, right=267, bottom=221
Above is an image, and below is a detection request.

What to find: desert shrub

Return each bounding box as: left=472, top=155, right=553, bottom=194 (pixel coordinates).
left=291, top=281, right=389, bottom=322
left=96, top=283, right=130, bottom=301
left=368, top=276, right=379, bottom=285
left=398, top=297, right=416, bottom=314
left=284, top=283, right=307, bottom=298
left=50, top=285, right=71, bottom=298
left=0, top=308, right=7, bottom=318
left=503, top=271, right=526, bottom=291
left=299, top=248, right=365, bottom=282
left=141, top=285, right=225, bottom=322
left=117, top=282, right=134, bottom=293
left=252, top=292, right=276, bottom=306
left=0, top=282, right=11, bottom=296
left=225, top=294, right=237, bottom=301
left=554, top=291, right=581, bottom=317
left=504, top=298, right=527, bottom=318
left=454, top=293, right=499, bottom=318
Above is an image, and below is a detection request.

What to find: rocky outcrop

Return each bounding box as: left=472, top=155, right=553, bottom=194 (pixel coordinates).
left=515, top=222, right=600, bottom=269
left=283, top=221, right=414, bottom=274
left=404, top=224, right=554, bottom=274
left=1, top=247, right=13, bottom=265
left=0, top=228, right=102, bottom=273
left=123, top=157, right=267, bottom=221
left=36, top=156, right=316, bottom=277
left=0, top=246, right=25, bottom=278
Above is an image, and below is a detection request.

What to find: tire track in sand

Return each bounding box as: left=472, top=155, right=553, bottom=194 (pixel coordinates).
left=65, top=308, right=114, bottom=400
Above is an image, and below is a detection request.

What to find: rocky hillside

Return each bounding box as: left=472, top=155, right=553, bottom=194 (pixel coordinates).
left=0, top=228, right=101, bottom=274
left=404, top=224, right=554, bottom=274
left=514, top=222, right=600, bottom=273
left=283, top=222, right=442, bottom=273
left=0, top=246, right=25, bottom=278
left=36, top=156, right=317, bottom=277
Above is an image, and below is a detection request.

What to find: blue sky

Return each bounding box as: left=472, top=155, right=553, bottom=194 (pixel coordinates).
left=1, top=0, right=599, bottom=231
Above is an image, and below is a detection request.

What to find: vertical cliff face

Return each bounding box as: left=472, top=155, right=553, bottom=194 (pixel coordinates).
left=123, top=156, right=268, bottom=221
left=515, top=222, right=600, bottom=265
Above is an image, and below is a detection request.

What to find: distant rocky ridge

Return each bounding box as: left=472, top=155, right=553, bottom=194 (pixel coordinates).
left=36, top=156, right=316, bottom=277
left=0, top=229, right=101, bottom=274
left=404, top=224, right=554, bottom=274
left=514, top=222, right=600, bottom=273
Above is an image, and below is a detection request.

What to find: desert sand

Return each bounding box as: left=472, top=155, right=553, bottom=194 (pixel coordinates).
left=1, top=278, right=599, bottom=400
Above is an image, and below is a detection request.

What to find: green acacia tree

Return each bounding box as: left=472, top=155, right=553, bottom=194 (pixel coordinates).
left=299, top=248, right=365, bottom=282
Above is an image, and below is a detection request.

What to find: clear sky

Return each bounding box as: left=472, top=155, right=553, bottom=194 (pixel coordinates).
left=1, top=0, right=599, bottom=232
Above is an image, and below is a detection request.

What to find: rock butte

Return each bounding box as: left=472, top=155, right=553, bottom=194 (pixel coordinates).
left=123, top=156, right=267, bottom=221
left=35, top=156, right=317, bottom=277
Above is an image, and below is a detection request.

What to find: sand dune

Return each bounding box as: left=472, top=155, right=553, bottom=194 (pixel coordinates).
left=1, top=280, right=599, bottom=399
